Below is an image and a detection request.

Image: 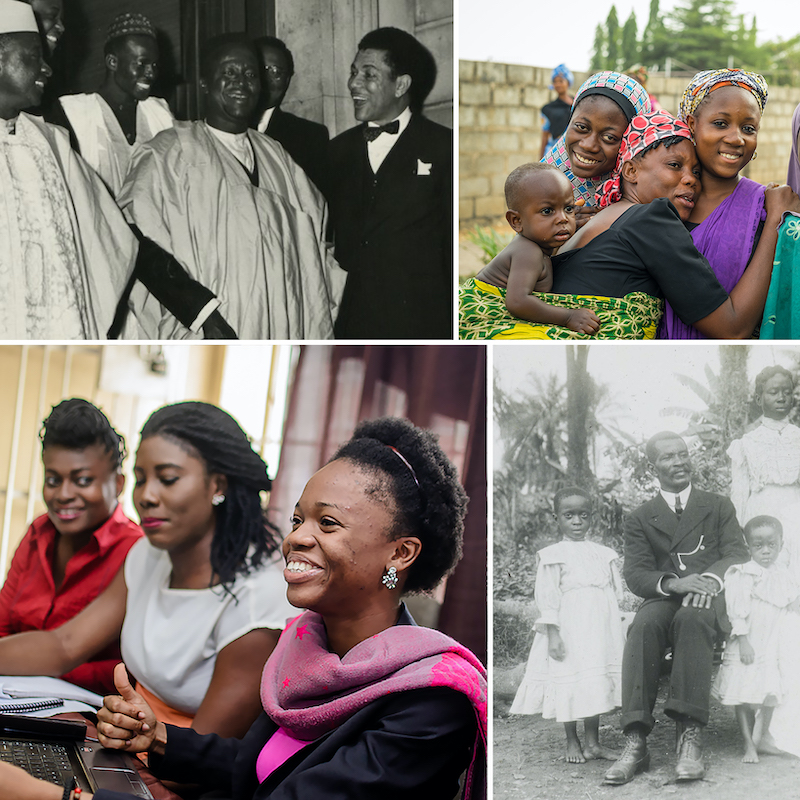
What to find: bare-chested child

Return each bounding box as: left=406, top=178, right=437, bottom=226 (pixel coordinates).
left=475, top=162, right=600, bottom=335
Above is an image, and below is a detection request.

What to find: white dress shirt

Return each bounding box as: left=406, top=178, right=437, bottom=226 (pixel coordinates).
left=366, top=106, right=412, bottom=172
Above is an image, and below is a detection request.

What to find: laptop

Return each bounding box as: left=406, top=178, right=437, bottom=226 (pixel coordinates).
left=0, top=713, right=153, bottom=797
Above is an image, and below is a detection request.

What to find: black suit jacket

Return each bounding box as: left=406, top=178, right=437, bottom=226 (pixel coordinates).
left=328, top=114, right=453, bottom=339
left=623, top=488, right=748, bottom=600
left=261, top=107, right=330, bottom=198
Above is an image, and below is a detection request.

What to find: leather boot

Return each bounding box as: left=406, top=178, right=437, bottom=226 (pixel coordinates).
left=675, top=722, right=705, bottom=781
left=603, top=729, right=650, bottom=785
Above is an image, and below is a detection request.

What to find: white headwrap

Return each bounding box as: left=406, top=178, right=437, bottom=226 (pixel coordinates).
left=0, top=0, right=39, bottom=34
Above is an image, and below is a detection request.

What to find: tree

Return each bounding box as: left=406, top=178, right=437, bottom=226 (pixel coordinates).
left=566, top=346, right=594, bottom=485
left=621, top=11, right=639, bottom=71
left=590, top=23, right=607, bottom=72
left=606, top=5, right=620, bottom=71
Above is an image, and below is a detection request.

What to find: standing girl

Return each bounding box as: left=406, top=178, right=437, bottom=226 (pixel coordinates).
left=712, top=516, right=798, bottom=762
left=511, top=486, right=624, bottom=763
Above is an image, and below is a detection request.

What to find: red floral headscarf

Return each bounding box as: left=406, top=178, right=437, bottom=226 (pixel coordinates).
left=595, top=110, right=693, bottom=208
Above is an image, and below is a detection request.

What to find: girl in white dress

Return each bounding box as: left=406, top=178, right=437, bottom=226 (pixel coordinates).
left=713, top=516, right=798, bottom=762
left=728, top=366, right=800, bottom=576
left=511, top=486, right=624, bottom=763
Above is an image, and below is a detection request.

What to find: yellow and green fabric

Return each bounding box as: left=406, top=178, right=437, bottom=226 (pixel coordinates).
left=458, top=278, right=663, bottom=340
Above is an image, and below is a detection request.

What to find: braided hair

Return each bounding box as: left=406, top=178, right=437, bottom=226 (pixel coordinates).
left=40, top=398, right=126, bottom=469
left=139, top=402, right=280, bottom=588
left=331, top=417, right=468, bottom=594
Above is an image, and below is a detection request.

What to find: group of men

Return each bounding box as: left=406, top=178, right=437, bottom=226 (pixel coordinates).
left=0, top=0, right=452, bottom=340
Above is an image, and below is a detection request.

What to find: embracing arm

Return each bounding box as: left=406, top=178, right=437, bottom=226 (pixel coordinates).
left=0, top=566, right=126, bottom=677
left=694, top=185, right=800, bottom=338
left=191, top=627, right=281, bottom=738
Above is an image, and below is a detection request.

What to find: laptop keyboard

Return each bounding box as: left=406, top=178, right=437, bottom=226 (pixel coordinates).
left=0, top=739, right=76, bottom=784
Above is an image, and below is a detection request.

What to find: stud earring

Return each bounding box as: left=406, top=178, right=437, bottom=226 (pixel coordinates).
left=751, top=151, right=758, bottom=161
left=211, top=494, right=226, bottom=506
left=381, top=566, right=398, bottom=590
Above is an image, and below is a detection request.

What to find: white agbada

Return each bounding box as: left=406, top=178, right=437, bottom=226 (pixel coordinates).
left=118, top=121, right=345, bottom=340
left=58, top=93, right=174, bottom=194
left=120, top=538, right=294, bottom=715
left=0, top=113, right=136, bottom=339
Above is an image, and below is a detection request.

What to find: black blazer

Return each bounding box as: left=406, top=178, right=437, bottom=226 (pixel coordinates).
left=328, top=114, right=453, bottom=339
left=261, top=108, right=330, bottom=198
left=93, top=688, right=477, bottom=800
left=623, top=488, right=748, bottom=600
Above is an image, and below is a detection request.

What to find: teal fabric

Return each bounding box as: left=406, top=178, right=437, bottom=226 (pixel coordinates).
left=760, top=213, right=800, bottom=339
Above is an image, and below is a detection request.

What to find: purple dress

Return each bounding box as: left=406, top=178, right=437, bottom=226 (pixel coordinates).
left=658, top=177, right=766, bottom=339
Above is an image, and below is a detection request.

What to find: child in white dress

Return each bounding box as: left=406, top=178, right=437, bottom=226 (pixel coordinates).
left=713, top=515, right=799, bottom=762
left=511, top=486, right=624, bottom=763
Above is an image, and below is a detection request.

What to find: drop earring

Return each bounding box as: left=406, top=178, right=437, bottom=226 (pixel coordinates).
left=751, top=151, right=758, bottom=161
left=381, top=566, right=398, bottom=590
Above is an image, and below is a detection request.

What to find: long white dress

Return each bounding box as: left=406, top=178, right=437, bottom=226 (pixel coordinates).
left=713, top=561, right=798, bottom=706
left=727, top=418, right=800, bottom=575
left=510, top=540, right=623, bottom=722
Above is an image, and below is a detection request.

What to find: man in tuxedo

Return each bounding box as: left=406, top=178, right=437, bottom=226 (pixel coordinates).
left=252, top=36, right=329, bottom=196
left=604, top=432, right=748, bottom=786
left=328, top=26, right=452, bottom=339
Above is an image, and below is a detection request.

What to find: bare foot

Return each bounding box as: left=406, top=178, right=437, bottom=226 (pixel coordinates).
left=742, top=745, right=759, bottom=763
left=755, top=732, right=786, bottom=756
left=565, top=741, right=586, bottom=763
left=583, top=744, right=620, bottom=761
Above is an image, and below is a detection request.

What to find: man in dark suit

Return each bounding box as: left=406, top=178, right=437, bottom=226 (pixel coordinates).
left=328, top=27, right=452, bottom=339
left=252, top=36, right=329, bottom=197
left=604, top=432, right=748, bottom=786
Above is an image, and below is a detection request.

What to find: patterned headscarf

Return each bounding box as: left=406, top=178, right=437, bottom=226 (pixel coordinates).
left=550, top=64, right=574, bottom=89
left=595, top=111, right=693, bottom=208
left=105, top=12, right=156, bottom=45
left=679, top=69, right=768, bottom=121
left=543, top=71, right=651, bottom=206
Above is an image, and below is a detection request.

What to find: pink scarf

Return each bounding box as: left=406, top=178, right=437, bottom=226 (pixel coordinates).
left=260, top=610, right=487, bottom=797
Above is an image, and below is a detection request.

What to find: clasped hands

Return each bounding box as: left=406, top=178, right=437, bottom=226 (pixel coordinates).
left=96, top=663, right=166, bottom=756
left=664, top=574, right=719, bottom=609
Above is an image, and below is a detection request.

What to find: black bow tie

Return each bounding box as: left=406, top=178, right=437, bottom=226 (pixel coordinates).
left=363, top=120, right=400, bottom=142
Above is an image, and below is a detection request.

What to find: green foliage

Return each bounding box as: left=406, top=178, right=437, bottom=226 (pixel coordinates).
left=606, top=5, right=620, bottom=70
left=465, top=226, right=513, bottom=265
left=621, top=12, right=640, bottom=72
left=590, top=23, right=607, bottom=72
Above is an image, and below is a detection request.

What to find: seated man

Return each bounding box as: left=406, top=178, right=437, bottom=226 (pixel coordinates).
left=328, top=27, right=452, bottom=339
left=54, top=12, right=173, bottom=194
left=117, top=33, right=344, bottom=339
left=0, top=0, right=136, bottom=339
left=252, top=35, right=329, bottom=197
left=605, top=432, right=748, bottom=785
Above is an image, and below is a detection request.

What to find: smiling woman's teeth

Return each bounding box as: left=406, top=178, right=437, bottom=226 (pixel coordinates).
left=720, top=153, right=739, bottom=160
left=286, top=561, right=313, bottom=573
left=574, top=153, right=599, bottom=165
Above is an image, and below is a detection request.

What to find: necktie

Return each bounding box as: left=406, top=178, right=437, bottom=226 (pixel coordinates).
left=674, top=494, right=683, bottom=517
left=363, top=120, right=400, bottom=142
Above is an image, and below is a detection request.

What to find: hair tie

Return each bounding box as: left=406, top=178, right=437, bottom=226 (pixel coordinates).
left=387, top=445, right=420, bottom=488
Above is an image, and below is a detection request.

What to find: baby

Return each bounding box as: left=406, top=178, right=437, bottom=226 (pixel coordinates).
left=475, top=163, right=600, bottom=334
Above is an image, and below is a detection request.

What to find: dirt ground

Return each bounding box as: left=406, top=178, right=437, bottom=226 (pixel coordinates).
left=493, top=667, right=800, bottom=800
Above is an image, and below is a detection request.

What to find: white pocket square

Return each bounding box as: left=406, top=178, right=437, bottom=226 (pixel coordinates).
left=416, top=159, right=432, bottom=176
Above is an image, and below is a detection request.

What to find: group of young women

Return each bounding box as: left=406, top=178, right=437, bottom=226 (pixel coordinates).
left=0, top=399, right=487, bottom=799
left=472, top=66, right=800, bottom=340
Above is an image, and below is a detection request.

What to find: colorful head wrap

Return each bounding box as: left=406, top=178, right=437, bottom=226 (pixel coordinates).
left=105, top=12, right=156, bottom=45
left=679, top=69, right=768, bottom=121
left=550, top=64, right=574, bottom=89
left=596, top=110, right=693, bottom=208
left=543, top=71, right=651, bottom=206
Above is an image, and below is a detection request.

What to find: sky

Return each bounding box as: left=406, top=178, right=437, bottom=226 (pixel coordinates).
left=492, top=343, right=799, bottom=469
left=459, top=0, right=800, bottom=73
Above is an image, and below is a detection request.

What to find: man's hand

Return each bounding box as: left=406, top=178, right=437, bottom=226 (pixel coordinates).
left=664, top=575, right=718, bottom=608
left=202, top=310, right=238, bottom=339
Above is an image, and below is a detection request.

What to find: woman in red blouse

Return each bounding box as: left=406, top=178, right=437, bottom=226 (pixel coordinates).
left=0, top=398, right=141, bottom=694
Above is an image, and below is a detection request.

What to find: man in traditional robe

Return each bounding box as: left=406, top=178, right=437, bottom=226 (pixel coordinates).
left=0, top=0, right=136, bottom=339
left=252, top=35, right=329, bottom=198
left=328, top=27, right=452, bottom=339
left=53, top=12, right=174, bottom=194
left=118, top=34, right=344, bottom=340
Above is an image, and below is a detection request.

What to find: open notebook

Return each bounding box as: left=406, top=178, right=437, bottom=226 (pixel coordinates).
left=0, top=676, right=103, bottom=717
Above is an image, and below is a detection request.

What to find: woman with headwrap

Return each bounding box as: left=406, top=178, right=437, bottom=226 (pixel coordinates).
left=542, top=71, right=650, bottom=227
left=659, top=69, right=800, bottom=339
left=539, top=64, right=574, bottom=159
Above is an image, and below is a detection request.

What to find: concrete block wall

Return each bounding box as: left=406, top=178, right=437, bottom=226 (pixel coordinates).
left=460, top=60, right=799, bottom=229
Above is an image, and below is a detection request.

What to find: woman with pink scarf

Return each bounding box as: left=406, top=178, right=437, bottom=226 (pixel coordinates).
left=0, top=418, right=487, bottom=800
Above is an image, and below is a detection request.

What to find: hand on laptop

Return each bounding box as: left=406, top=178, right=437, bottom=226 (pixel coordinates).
left=97, top=663, right=166, bottom=756
left=0, top=760, right=83, bottom=800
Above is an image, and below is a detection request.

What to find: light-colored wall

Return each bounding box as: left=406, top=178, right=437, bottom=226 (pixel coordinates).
left=277, top=0, right=453, bottom=137
left=460, top=60, right=799, bottom=229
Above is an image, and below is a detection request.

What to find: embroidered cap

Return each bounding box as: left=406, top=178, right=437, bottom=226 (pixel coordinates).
left=0, top=0, right=39, bottom=34
left=105, top=12, right=157, bottom=45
